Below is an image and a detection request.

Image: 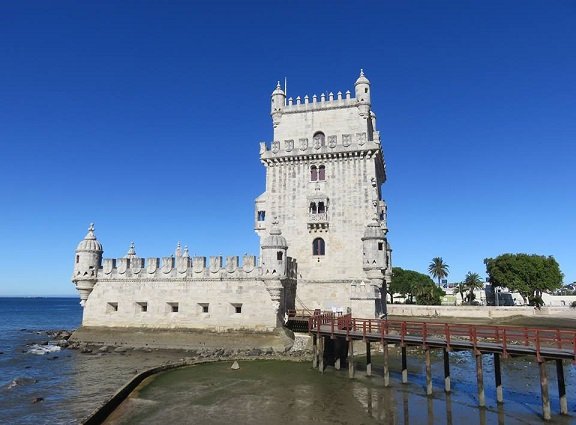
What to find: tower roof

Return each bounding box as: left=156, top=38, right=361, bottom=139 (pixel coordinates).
left=261, top=219, right=288, bottom=249
left=272, top=81, right=285, bottom=96
left=76, top=223, right=103, bottom=252
left=124, top=241, right=137, bottom=258
left=355, top=69, right=370, bottom=86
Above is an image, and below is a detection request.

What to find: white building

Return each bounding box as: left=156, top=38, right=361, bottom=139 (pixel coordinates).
left=72, top=72, right=392, bottom=334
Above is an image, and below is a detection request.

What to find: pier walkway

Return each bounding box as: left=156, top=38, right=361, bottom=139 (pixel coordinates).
left=308, top=313, right=576, bottom=421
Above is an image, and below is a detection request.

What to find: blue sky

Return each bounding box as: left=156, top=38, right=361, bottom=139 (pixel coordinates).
left=0, top=1, right=574, bottom=296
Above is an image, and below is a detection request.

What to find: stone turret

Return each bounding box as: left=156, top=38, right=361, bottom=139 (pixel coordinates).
left=260, top=219, right=288, bottom=277
left=355, top=69, right=371, bottom=118
left=72, top=223, right=103, bottom=306
left=271, top=82, right=285, bottom=128
left=362, top=217, right=386, bottom=272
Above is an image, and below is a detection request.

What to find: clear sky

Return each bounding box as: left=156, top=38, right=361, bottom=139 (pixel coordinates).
left=0, top=0, right=574, bottom=296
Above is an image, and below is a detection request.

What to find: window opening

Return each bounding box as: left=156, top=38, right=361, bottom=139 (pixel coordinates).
left=200, top=303, right=209, bottom=313
left=309, top=202, right=317, bottom=214
left=137, top=302, right=148, bottom=312
left=76, top=255, right=79, bottom=264
left=318, top=202, right=325, bottom=214
left=313, top=131, right=325, bottom=147
left=312, top=238, right=325, bottom=256
left=277, top=251, right=283, bottom=260
left=318, top=165, right=325, bottom=181
left=378, top=242, right=384, bottom=251
left=310, top=165, right=318, bottom=181
left=257, top=210, right=266, bottom=221
left=234, top=304, right=243, bottom=314
left=107, top=302, right=118, bottom=313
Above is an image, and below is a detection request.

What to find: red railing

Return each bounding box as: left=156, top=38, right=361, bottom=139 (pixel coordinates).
left=308, top=315, right=576, bottom=362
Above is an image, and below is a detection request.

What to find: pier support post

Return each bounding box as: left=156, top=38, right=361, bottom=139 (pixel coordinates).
left=312, top=335, right=318, bottom=369
left=348, top=339, right=355, bottom=378
left=401, top=346, right=408, bottom=383
left=556, top=359, right=567, bottom=415
left=383, top=341, right=390, bottom=387
left=539, top=360, right=551, bottom=420
left=425, top=348, right=432, bottom=395
left=475, top=352, right=485, bottom=407
left=494, top=353, right=503, bottom=403
left=318, top=336, right=324, bottom=374
left=443, top=348, right=451, bottom=393
left=366, top=341, right=372, bottom=377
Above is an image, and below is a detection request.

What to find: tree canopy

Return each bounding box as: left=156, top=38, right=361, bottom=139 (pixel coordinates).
left=428, top=257, right=449, bottom=286
left=390, top=267, right=443, bottom=305
left=463, top=271, right=484, bottom=305
left=484, top=254, right=563, bottom=306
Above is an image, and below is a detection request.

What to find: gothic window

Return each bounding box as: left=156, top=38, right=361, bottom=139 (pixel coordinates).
left=318, top=165, right=325, bottom=181
left=310, top=165, right=318, bottom=181
left=257, top=210, right=266, bottom=221
left=312, top=238, right=325, bottom=256
left=309, top=202, right=317, bottom=214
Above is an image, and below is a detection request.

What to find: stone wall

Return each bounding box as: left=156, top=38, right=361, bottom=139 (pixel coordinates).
left=387, top=304, right=576, bottom=319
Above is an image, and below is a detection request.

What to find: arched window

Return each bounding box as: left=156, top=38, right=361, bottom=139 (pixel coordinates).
left=310, top=165, right=318, bottom=181
left=313, top=131, right=325, bottom=147
left=317, top=202, right=325, bottom=214
left=277, top=251, right=283, bottom=261
left=312, top=238, right=325, bottom=256
left=318, top=165, right=325, bottom=181
left=309, top=202, right=317, bottom=214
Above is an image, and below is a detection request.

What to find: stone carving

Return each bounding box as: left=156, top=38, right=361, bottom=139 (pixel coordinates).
left=103, top=259, right=113, bottom=275
left=209, top=256, right=222, bottom=273
left=328, top=135, right=337, bottom=148
left=117, top=258, right=128, bottom=274
left=271, top=141, right=280, bottom=154
left=161, top=257, right=173, bottom=274
left=299, top=138, right=308, bottom=151
left=176, top=257, right=188, bottom=274
left=342, top=134, right=351, bottom=147
left=147, top=258, right=158, bottom=274
left=193, top=256, right=205, bottom=273
left=131, top=258, right=142, bottom=274
left=356, top=132, right=366, bottom=145
left=313, top=135, right=322, bottom=150
left=285, top=139, right=294, bottom=152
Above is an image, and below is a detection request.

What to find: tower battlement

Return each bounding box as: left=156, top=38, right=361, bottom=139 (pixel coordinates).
left=98, top=253, right=297, bottom=280
left=283, top=89, right=356, bottom=113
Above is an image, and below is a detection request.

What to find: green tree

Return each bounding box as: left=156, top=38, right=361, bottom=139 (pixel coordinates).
left=463, top=272, right=484, bottom=305
left=484, top=254, right=563, bottom=307
left=390, top=267, right=442, bottom=305
left=428, top=257, right=449, bottom=286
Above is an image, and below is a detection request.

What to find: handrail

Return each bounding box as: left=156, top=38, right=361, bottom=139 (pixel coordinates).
left=308, top=317, right=576, bottom=361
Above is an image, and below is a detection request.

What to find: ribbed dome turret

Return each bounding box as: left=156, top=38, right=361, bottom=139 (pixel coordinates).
left=261, top=221, right=288, bottom=249
left=355, top=69, right=370, bottom=86
left=124, top=241, right=137, bottom=258
left=76, top=223, right=103, bottom=252
left=272, top=81, right=285, bottom=96
left=362, top=218, right=385, bottom=240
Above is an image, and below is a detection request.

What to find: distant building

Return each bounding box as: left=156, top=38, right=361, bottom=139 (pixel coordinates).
left=72, top=72, right=392, bottom=333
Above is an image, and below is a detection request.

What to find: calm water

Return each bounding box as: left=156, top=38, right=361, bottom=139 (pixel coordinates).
left=1, top=297, right=575, bottom=424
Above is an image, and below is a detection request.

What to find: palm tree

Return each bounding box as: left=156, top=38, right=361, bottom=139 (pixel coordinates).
left=463, top=272, right=484, bottom=305
left=428, top=257, right=449, bottom=286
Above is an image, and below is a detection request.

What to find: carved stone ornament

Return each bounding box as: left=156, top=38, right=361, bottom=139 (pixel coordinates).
left=209, top=257, right=221, bottom=273
left=193, top=257, right=205, bottom=273
left=243, top=256, right=255, bottom=273
left=117, top=258, right=128, bottom=274
left=328, top=135, right=337, bottom=148
left=272, top=141, right=280, bottom=154
left=103, top=259, right=113, bottom=275
left=161, top=257, right=173, bottom=274
left=313, top=135, right=322, bottom=150
left=342, top=134, right=351, bottom=147
left=147, top=258, right=158, bottom=274
left=299, top=138, right=308, bottom=151
left=131, top=258, right=142, bottom=274
left=357, top=132, right=367, bottom=145
left=285, top=139, right=294, bottom=152
left=177, top=257, right=188, bottom=274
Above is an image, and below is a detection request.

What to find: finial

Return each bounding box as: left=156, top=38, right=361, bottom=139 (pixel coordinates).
left=183, top=245, right=189, bottom=258
left=127, top=241, right=136, bottom=256
left=89, top=223, right=95, bottom=232
left=360, top=68, right=364, bottom=77
left=276, top=81, right=281, bottom=89
left=175, top=241, right=182, bottom=257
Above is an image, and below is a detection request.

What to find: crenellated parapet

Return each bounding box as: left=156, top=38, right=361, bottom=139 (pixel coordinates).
left=99, top=254, right=297, bottom=280
left=350, top=280, right=381, bottom=300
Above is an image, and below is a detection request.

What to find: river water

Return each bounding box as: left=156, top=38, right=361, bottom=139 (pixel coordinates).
left=1, top=297, right=574, bottom=424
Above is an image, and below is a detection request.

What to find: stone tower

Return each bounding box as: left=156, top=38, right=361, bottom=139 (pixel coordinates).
left=255, top=71, right=392, bottom=317
left=72, top=223, right=103, bottom=306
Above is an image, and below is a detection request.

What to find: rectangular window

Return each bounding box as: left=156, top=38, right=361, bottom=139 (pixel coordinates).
left=232, top=303, right=243, bottom=314
left=76, top=255, right=79, bottom=264
left=167, top=302, right=179, bottom=313
left=378, top=242, right=384, bottom=251
left=257, top=210, right=266, bottom=221
left=137, top=302, right=148, bottom=312
left=200, top=303, right=209, bottom=313
left=106, top=302, right=118, bottom=313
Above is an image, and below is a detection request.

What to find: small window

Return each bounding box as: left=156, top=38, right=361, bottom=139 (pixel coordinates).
left=309, top=202, right=317, bottom=214
left=318, top=202, right=325, bottom=214
left=318, top=165, right=325, bottom=181
left=200, top=303, right=209, bottom=313
left=257, top=210, right=266, bottom=221
left=312, top=238, right=325, bottom=256
left=168, top=302, right=179, bottom=313
left=107, top=302, right=118, bottom=313
left=76, top=255, right=79, bottom=264
left=378, top=242, right=384, bottom=251
left=365, top=88, right=368, bottom=93
left=233, top=303, right=243, bottom=314
left=137, top=302, right=148, bottom=312
left=310, top=165, right=318, bottom=181
left=277, top=251, right=283, bottom=261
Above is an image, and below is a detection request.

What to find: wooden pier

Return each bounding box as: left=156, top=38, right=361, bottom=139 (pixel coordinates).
left=308, top=313, right=575, bottom=421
